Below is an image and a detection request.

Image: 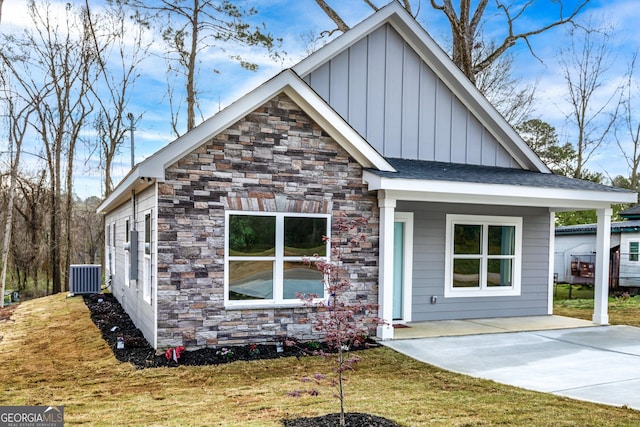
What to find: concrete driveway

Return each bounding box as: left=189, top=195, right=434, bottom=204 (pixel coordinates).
left=384, top=325, right=640, bottom=410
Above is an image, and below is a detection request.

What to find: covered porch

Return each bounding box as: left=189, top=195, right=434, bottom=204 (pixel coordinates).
left=364, top=160, right=637, bottom=341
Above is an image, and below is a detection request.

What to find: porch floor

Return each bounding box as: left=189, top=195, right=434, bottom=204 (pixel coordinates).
left=392, top=315, right=596, bottom=339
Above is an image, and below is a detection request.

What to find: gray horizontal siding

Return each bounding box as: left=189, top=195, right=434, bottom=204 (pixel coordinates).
left=103, top=186, right=157, bottom=347
left=302, top=24, right=519, bottom=169
left=397, top=201, right=550, bottom=321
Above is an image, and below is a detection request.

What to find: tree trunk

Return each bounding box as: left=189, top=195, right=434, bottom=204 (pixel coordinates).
left=0, top=148, right=20, bottom=308
left=186, top=0, right=199, bottom=132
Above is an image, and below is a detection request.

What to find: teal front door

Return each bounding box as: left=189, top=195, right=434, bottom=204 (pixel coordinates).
left=393, top=221, right=404, bottom=320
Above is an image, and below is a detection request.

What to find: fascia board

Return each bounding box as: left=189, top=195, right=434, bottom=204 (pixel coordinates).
left=292, top=2, right=401, bottom=76
left=363, top=171, right=637, bottom=209
left=99, top=70, right=394, bottom=214
left=97, top=167, right=155, bottom=214
left=141, top=69, right=394, bottom=174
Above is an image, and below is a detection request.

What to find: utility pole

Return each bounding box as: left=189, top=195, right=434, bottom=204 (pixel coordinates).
left=127, top=112, right=134, bottom=169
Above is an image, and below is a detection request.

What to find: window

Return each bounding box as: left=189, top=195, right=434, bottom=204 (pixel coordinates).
left=124, top=219, right=130, bottom=286
left=106, top=224, right=112, bottom=276
left=225, top=212, right=329, bottom=306
left=630, top=241, right=639, bottom=262
left=445, top=214, right=522, bottom=297
left=143, top=212, right=152, bottom=304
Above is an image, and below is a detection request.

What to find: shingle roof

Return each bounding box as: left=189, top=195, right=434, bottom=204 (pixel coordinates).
left=367, top=158, right=634, bottom=194
left=556, top=220, right=640, bottom=235
left=619, top=205, right=640, bottom=219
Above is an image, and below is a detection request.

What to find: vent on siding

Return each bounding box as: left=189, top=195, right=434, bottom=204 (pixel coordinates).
left=69, top=264, right=102, bottom=294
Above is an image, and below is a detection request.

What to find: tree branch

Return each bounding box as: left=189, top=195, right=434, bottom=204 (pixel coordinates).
left=315, top=0, right=350, bottom=33
left=473, top=0, right=589, bottom=75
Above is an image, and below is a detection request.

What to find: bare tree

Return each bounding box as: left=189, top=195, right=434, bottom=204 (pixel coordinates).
left=0, top=0, right=97, bottom=293
left=316, top=0, right=588, bottom=85
left=0, top=71, right=35, bottom=307
left=559, top=21, right=619, bottom=180
left=13, top=172, right=49, bottom=297
left=127, top=0, right=280, bottom=135
left=474, top=40, right=535, bottom=126
left=84, top=0, right=149, bottom=196
left=616, top=51, right=640, bottom=191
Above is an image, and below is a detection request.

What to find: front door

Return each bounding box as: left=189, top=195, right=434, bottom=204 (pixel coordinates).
left=393, top=213, right=413, bottom=323
left=393, top=221, right=404, bottom=320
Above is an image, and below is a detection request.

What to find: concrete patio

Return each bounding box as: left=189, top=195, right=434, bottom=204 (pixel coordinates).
left=392, top=315, right=596, bottom=339
left=384, top=320, right=640, bottom=410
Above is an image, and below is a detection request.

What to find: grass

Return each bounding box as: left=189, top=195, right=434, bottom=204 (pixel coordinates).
left=553, top=283, right=640, bottom=327
left=0, top=295, right=639, bottom=425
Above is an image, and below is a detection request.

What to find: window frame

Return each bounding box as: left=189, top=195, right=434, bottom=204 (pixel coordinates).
left=143, top=211, right=153, bottom=304
left=224, top=211, right=330, bottom=308
left=444, top=214, right=523, bottom=298
left=124, top=218, right=130, bottom=287
left=630, top=241, right=639, bottom=262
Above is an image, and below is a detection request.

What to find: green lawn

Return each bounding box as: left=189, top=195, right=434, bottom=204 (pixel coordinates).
left=553, top=283, right=640, bottom=327
left=0, top=294, right=638, bottom=426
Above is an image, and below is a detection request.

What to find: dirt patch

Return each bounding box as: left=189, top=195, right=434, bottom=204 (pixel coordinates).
left=0, top=303, right=18, bottom=322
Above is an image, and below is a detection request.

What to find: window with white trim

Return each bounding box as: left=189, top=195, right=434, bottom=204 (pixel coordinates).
left=143, top=211, right=152, bottom=304
left=124, top=219, right=130, bottom=286
left=225, top=212, right=329, bottom=306
left=106, top=224, right=115, bottom=275
left=445, top=214, right=522, bottom=297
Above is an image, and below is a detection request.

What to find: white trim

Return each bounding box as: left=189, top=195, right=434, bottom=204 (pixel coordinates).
left=98, top=70, right=395, bottom=215
left=593, top=208, right=611, bottom=324
left=152, top=183, right=158, bottom=349
left=124, top=218, right=130, bottom=287
left=444, top=214, right=522, bottom=298
left=142, top=210, right=153, bottom=305
left=629, top=241, right=640, bottom=263
left=548, top=210, right=556, bottom=315
left=394, top=212, right=414, bottom=323
left=224, top=211, right=331, bottom=308
left=377, top=196, right=396, bottom=340
left=363, top=171, right=637, bottom=209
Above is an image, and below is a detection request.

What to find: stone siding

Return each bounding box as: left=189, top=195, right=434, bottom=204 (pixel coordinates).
left=156, top=93, right=379, bottom=349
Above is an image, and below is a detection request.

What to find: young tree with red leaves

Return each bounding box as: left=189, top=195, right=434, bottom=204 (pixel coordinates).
left=297, top=214, right=382, bottom=427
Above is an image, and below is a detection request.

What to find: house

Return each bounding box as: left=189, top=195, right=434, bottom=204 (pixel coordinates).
left=555, top=206, right=640, bottom=288
left=97, top=2, right=636, bottom=349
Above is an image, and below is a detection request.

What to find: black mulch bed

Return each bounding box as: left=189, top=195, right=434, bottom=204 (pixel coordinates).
left=83, top=293, right=380, bottom=369
left=83, top=293, right=401, bottom=427
left=283, top=413, right=401, bottom=427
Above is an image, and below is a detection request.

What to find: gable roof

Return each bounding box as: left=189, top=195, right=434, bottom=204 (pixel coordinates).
left=98, top=69, right=394, bottom=213
left=293, top=1, right=550, bottom=173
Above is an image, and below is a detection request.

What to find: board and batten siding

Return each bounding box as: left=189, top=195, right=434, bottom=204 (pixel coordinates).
left=397, top=201, right=550, bottom=321
left=302, top=24, right=519, bottom=168
left=103, top=185, right=157, bottom=347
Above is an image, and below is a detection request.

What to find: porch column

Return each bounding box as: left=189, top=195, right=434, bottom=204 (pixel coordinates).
left=548, top=210, right=556, bottom=315
left=593, top=207, right=612, bottom=325
left=377, top=196, right=396, bottom=340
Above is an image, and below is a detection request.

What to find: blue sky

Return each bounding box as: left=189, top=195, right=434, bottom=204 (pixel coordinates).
left=2, top=0, right=639, bottom=199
